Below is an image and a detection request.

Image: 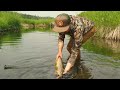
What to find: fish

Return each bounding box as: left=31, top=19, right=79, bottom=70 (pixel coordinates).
left=54, top=57, right=64, bottom=79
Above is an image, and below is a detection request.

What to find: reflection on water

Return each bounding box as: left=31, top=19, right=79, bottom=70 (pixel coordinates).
left=0, top=39, right=2, bottom=49
left=104, top=39, right=120, bottom=53
left=0, top=31, right=22, bottom=47
left=0, top=30, right=120, bottom=79
left=83, top=37, right=120, bottom=60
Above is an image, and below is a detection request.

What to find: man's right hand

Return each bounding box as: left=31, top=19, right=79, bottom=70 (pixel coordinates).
left=56, top=52, right=62, bottom=59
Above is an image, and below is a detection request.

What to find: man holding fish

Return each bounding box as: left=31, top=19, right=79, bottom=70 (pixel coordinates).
left=52, top=13, right=96, bottom=79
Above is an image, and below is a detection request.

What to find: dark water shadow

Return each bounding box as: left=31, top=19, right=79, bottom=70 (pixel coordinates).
left=70, top=61, right=93, bottom=79
left=63, top=57, right=93, bottom=79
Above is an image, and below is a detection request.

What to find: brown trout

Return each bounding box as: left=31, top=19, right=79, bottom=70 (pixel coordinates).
left=54, top=57, right=64, bottom=79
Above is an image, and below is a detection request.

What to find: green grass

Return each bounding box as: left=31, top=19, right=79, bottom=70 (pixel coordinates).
left=21, top=18, right=54, bottom=25
left=0, top=11, right=21, bottom=31
left=78, top=11, right=120, bottom=38
left=79, top=11, right=120, bottom=28
left=0, top=11, right=54, bottom=32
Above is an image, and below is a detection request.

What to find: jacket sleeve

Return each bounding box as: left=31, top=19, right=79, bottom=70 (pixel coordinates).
left=58, top=33, right=65, bottom=43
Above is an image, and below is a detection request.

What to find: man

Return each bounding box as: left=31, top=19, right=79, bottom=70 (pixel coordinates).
left=52, top=13, right=96, bottom=79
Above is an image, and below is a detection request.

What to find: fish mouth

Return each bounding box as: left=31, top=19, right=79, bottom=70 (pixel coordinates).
left=56, top=75, right=62, bottom=79
left=54, top=71, right=63, bottom=79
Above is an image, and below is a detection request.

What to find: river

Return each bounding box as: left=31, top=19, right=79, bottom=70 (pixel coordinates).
left=0, top=30, right=120, bottom=79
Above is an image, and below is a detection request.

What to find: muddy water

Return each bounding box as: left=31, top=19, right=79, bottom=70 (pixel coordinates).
left=0, top=30, right=120, bottom=79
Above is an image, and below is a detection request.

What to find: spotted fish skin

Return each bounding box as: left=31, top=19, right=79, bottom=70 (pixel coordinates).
left=55, top=57, right=64, bottom=79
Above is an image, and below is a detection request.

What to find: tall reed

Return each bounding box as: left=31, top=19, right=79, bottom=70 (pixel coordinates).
left=78, top=11, right=120, bottom=41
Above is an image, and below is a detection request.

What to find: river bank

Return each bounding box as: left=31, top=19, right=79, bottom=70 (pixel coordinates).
left=0, top=11, right=54, bottom=33
left=79, top=11, right=120, bottom=41
left=1, top=11, right=120, bottom=41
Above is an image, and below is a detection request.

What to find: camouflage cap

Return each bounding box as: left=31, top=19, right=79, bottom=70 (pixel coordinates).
left=52, top=13, right=71, bottom=33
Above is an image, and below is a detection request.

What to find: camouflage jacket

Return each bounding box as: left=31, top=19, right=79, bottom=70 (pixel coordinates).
left=58, top=15, right=95, bottom=64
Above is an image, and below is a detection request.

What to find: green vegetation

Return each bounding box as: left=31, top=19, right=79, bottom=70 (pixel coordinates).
left=78, top=11, right=120, bottom=40
left=0, top=11, right=54, bottom=33
left=79, top=11, right=120, bottom=29
left=21, top=18, right=53, bottom=25
left=1, top=11, right=120, bottom=41
left=20, top=13, right=54, bottom=25
left=0, top=11, right=21, bottom=32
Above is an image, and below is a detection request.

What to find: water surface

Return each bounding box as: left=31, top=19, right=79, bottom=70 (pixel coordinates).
left=0, top=30, right=120, bottom=79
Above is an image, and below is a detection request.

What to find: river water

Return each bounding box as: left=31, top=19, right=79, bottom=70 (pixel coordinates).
left=0, top=30, right=120, bottom=79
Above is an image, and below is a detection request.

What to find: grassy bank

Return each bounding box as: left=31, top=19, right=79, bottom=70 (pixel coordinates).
left=0, top=11, right=54, bottom=33
left=21, top=18, right=53, bottom=25
left=79, top=11, right=120, bottom=41
left=20, top=14, right=54, bottom=28
left=0, top=11, right=21, bottom=32
left=21, top=18, right=54, bottom=29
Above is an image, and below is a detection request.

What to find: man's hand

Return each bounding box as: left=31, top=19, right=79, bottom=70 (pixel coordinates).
left=56, top=52, right=62, bottom=59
